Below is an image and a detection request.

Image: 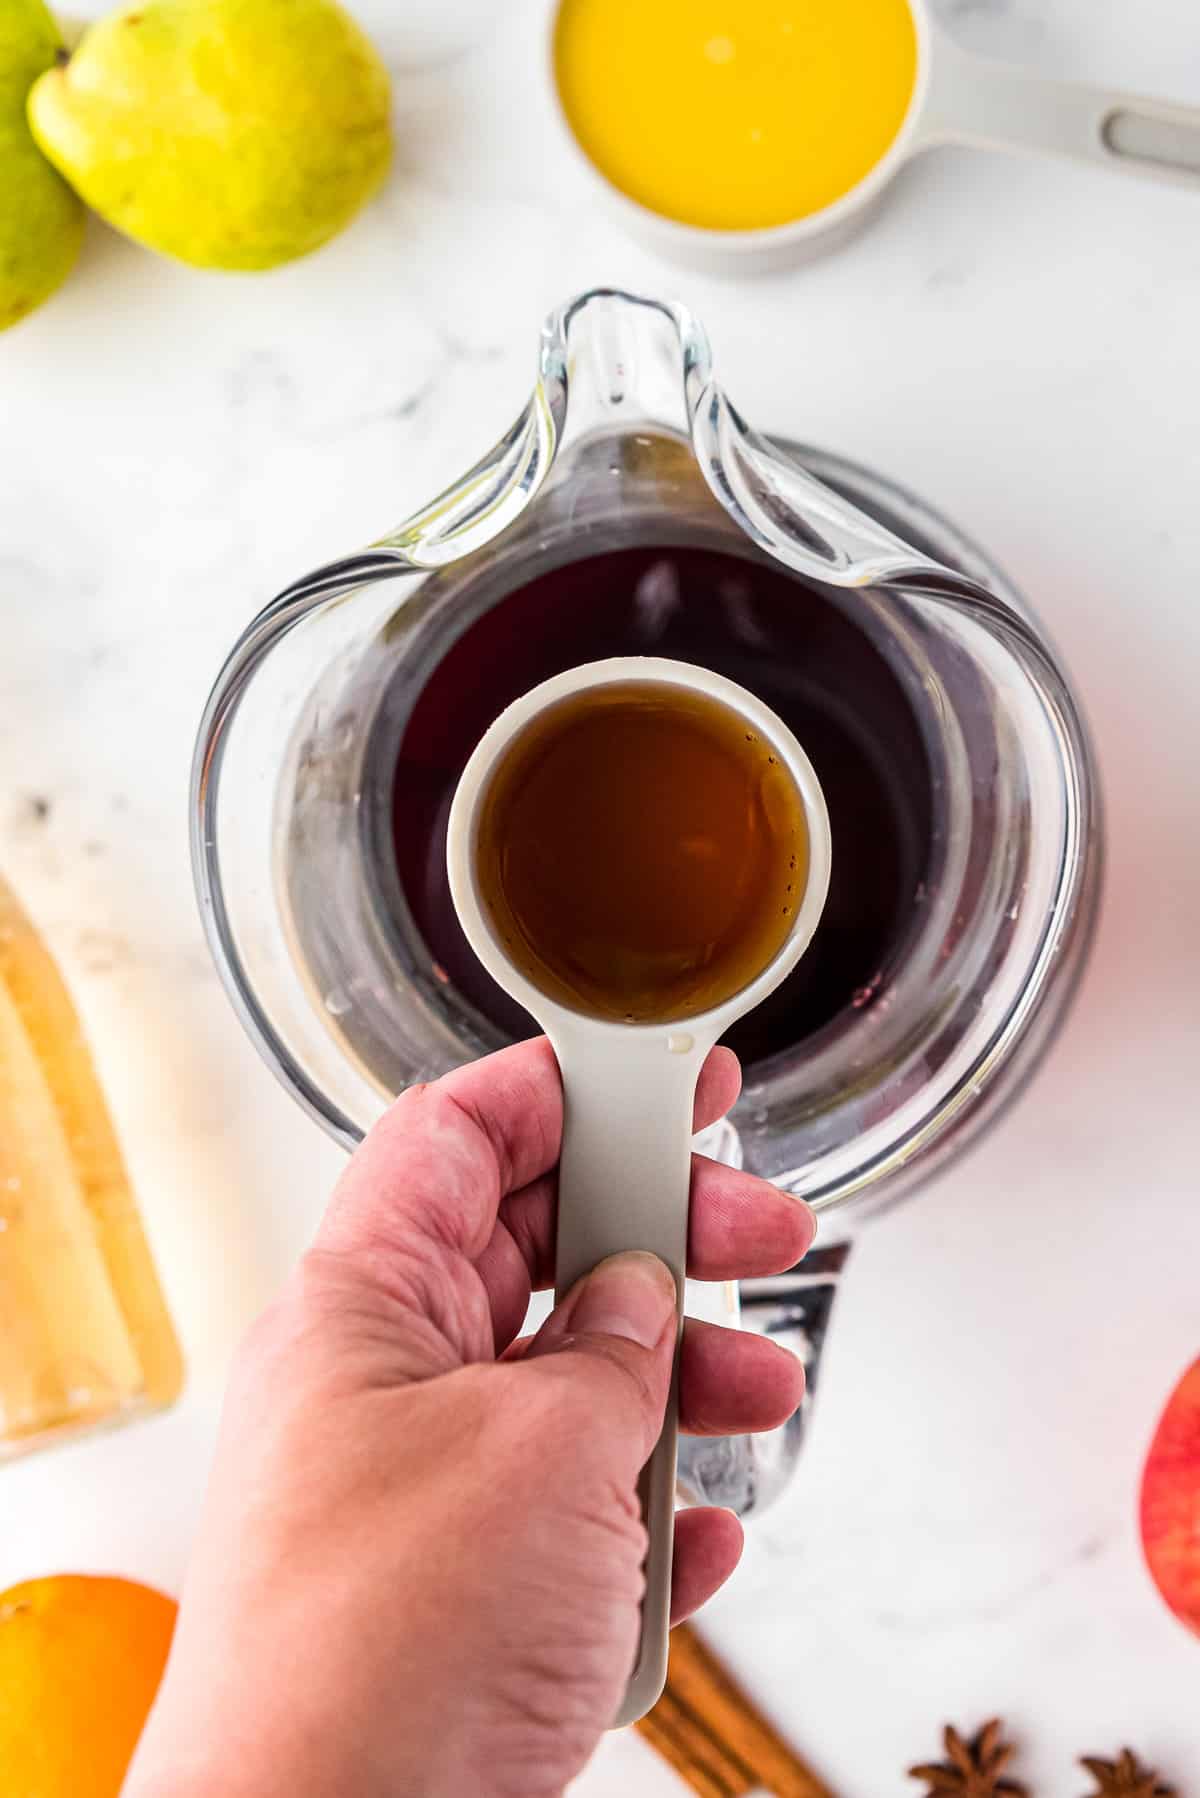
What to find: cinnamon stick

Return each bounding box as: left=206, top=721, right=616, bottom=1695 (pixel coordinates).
left=659, top=1624, right=836, bottom=1798
left=636, top=1681, right=752, bottom=1796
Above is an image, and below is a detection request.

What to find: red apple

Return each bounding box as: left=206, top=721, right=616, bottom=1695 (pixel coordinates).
left=1141, top=1356, right=1200, bottom=1637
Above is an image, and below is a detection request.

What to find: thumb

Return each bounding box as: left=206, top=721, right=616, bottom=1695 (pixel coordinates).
left=522, top=1252, right=678, bottom=1479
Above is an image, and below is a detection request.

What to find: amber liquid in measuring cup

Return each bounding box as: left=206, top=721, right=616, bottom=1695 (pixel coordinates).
left=387, top=544, right=933, bottom=1063
left=475, top=681, right=809, bottom=1024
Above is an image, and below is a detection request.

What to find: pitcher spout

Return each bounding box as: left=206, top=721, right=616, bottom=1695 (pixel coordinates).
left=373, top=285, right=1022, bottom=612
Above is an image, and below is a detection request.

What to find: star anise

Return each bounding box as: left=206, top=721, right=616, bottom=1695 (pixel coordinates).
left=1080, top=1748, right=1176, bottom=1796
left=909, top=1719, right=1028, bottom=1796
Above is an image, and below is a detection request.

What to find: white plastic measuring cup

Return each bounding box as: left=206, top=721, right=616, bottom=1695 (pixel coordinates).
left=446, top=657, right=831, bottom=1725
left=549, top=0, right=1200, bottom=270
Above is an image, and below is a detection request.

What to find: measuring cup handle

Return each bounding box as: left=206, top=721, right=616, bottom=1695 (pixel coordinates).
left=919, top=29, right=1200, bottom=187
left=549, top=1023, right=713, bottom=1729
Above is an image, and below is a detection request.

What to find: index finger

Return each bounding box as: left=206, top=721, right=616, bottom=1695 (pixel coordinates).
left=318, top=1037, right=740, bottom=1271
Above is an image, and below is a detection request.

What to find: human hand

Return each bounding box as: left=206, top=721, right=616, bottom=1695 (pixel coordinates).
left=126, top=1039, right=814, bottom=1798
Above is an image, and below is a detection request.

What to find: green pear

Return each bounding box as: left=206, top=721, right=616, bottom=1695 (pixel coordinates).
left=28, top=0, right=393, bottom=272
left=0, top=0, right=85, bottom=332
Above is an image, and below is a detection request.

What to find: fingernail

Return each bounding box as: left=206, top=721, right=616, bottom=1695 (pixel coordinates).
left=572, top=1251, right=677, bottom=1349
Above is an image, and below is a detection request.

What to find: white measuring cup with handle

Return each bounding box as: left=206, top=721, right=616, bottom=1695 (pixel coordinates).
left=549, top=0, right=1200, bottom=269
left=446, top=656, right=831, bottom=1725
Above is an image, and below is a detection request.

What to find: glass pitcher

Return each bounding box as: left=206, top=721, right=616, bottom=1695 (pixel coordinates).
left=192, top=288, right=1101, bottom=1515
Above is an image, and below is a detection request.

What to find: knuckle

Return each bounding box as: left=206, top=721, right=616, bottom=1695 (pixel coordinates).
left=579, top=1336, right=662, bottom=1416
left=523, top=1341, right=664, bottom=1454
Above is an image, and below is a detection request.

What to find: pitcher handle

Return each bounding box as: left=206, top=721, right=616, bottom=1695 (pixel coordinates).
left=677, top=1242, right=851, bottom=1517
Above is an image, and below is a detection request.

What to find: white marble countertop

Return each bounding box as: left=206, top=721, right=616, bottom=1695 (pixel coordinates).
left=3, top=1, right=1200, bottom=1791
